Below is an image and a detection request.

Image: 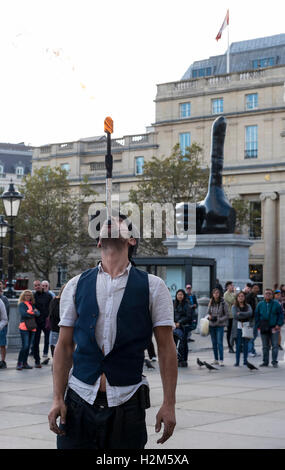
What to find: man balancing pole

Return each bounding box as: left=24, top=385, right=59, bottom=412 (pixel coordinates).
left=48, top=117, right=177, bottom=449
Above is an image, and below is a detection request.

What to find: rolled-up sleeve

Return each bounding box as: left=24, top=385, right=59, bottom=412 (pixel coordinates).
left=58, top=275, right=80, bottom=327
left=148, top=274, right=175, bottom=328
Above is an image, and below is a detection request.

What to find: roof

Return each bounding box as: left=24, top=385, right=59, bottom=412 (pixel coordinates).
left=0, top=142, right=33, bottom=175
left=182, top=33, right=285, bottom=79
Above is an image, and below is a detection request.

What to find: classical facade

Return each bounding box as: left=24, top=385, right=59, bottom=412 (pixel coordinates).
left=32, top=33, right=285, bottom=290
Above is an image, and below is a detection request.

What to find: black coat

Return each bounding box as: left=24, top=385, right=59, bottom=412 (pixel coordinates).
left=173, top=301, right=193, bottom=328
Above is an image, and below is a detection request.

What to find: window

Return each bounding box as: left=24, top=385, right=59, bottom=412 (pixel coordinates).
left=135, top=156, right=144, bottom=175
left=249, top=264, right=263, bottom=293
left=252, top=57, right=275, bottom=69
left=246, top=93, right=258, bottom=110
left=212, top=98, right=224, bottom=114
left=90, top=162, right=105, bottom=171
left=245, top=125, right=258, bottom=158
left=192, top=67, right=212, bottom=78
left=249, top=201, right=261, bottom=239
left=16, top=166, right=24, bottom=176
left=180, top=102, right=191, bottom=118
left=179, top=133, right=191, bottom=156
left=61, top=163, right=70, bottom=173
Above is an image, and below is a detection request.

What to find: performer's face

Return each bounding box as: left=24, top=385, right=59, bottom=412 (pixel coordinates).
left=98, top=217, right=136, bottom=252
left=99, top=216, right=129, bottom=240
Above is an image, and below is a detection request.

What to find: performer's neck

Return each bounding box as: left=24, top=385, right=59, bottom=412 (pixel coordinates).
left=100, top=245, right=130, bottom=279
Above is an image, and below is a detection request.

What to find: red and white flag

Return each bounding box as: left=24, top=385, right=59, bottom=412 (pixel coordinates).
left=216, top=9, right=229, bottom=41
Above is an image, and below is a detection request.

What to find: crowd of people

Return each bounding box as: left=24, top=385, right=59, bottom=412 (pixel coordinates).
left=0, top=279, right=64, bottom=370
left=1, top=276, right=285, bottom=373
left=173, top=279, right=285, bottom=369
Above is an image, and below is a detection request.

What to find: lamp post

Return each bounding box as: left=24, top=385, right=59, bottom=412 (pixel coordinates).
left=0, top=215, right=8, bottom=281
left=1, top=182, right=23, bottom=298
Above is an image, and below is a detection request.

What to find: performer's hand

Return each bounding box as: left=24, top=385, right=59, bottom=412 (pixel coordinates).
left=155, top=404, right=176, bottom=444
left=48, top=399, right=67, bottom=435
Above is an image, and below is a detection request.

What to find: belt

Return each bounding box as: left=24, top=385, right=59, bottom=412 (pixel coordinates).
left=67, top=385, right=149, bottom=409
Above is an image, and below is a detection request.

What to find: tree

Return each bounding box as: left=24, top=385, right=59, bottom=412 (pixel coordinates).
left=13, top=167, right=97, bottom=280
left=128, top=143, right=209, bottom=255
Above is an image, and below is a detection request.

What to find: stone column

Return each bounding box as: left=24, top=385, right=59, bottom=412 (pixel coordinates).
left=260, top=192, right=278, bottom=290
left=278, top=190, right=285, bottom=284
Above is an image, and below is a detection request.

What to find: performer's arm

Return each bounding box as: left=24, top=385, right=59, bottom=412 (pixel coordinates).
left=154, top=325, right=177, bottom=444
left=48, top=326, right=75, bottom=435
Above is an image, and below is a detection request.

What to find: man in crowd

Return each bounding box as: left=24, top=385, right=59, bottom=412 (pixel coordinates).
left=224, top=281, right=236, bottom=353
left=185, top=284, right=198, bottom=341
left=48, top=214, right=177, bottom=449
left=42, top=280, right=56, bottom=298
left=246, top=283, right=260, bottom=357
left=255, top=288, right=284, bottom=368
left=0, top=281, right=9, bottom=369
left=33, top=280, right=53, bottom=367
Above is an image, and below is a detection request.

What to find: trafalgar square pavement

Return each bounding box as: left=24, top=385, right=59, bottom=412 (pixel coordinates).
left=1, top=329, right=285, bottom=450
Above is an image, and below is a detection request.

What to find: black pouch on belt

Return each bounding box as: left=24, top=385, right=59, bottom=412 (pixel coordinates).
left=138, top=385, right=151, bottom=410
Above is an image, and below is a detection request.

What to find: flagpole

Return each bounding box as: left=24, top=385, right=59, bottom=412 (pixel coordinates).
left=227, top=10, right=230, bottom=74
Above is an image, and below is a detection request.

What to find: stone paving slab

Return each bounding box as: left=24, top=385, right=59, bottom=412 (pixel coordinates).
left=1, top=331, right=285, bottom=449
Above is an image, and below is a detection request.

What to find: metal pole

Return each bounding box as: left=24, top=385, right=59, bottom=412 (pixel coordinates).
left=6, top=218, right=15, bottom=298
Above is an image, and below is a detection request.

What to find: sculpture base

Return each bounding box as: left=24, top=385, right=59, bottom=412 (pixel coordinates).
left=164, top=234, right=253, bottom=290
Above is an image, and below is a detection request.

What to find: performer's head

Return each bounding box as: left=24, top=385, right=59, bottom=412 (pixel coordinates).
left=93, top=211, right=139, bottom=264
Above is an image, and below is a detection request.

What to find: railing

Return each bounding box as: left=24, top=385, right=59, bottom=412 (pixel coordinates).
left=40, top=146, right=51, bottom=154
left=57, top=143, right=73, bottom=151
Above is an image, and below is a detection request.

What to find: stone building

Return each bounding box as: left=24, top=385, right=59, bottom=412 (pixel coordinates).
left=153, top=33, right=285, bottom=290
left=0, top=142, right=32, bottom=191
left=32, top=33, right=285, bottom=290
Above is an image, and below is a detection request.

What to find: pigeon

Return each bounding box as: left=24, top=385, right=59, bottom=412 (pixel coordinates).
left=204, top=361, right=218, bottom=371
left=41, top=358, right=50, bottom=366
left=144, top=358, right=155, bottom=369
left=246, top=361, right=259, bottom=371
left=197, top=358, right=205, bottom=368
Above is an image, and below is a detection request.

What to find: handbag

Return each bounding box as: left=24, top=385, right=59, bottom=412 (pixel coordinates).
left=24, top=316, right=37, bottom=331
left=242, top=322, right=254, bottom=339
left=199, top=317, right=209, bottom=336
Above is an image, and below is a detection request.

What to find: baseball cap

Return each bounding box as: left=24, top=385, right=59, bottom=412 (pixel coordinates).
left=185, top=284, right=192, bottom=288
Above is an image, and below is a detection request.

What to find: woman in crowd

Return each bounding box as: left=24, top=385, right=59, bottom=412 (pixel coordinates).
left=173, top=289, right=193, bottom=367
left=207, top=288, right=229, bottom=366
left=48, top=284, right=66, bottom=357
left=17, top=290, right=40, bottom=370
left=231, top=291, right=253, bottom=366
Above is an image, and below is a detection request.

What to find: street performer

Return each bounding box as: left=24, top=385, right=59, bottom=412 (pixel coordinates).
left=48, top=214, right=177, bottom=449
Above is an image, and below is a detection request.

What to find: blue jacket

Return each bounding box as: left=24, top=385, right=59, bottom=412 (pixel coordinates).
left=73, top=266, right=153, bottom=386
left=255, top=299, right=284, bottom=329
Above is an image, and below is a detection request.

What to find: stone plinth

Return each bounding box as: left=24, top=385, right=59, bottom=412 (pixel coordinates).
left=165, top=233, right=253, bottom=290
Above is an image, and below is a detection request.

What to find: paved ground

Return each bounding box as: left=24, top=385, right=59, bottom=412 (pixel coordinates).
left=1, top=329, right=285, bottom=449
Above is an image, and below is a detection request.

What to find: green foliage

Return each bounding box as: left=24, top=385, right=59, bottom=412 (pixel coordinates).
left=13, top=167, right=97, bottom=279
left=129, top=143, right=209, bottom=255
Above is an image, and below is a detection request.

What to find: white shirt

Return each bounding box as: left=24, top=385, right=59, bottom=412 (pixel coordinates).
left=59, top=263, right=175, bottom=406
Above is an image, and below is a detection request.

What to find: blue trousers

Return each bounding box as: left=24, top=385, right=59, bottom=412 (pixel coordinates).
left=236, top=329, right=249, bottom=365
left=18, top=330, right=35, bottom=365
left=261, top=331, right=279, bottom=365
left=209, top=326, right=224, bottom=361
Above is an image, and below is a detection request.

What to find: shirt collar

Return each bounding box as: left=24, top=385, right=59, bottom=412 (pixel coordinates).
left=98, top=261, right=132, bottom=276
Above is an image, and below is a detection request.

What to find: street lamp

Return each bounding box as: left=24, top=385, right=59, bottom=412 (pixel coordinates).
left=1, top=182, right=23, bottom=298
left=0, top=215, right=8, bottom=281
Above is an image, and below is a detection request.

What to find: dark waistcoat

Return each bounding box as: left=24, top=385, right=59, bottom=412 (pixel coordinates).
left=73, top=266, right=152, bottom=386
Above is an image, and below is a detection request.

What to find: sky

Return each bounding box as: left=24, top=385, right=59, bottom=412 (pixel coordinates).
left=0, top=0, right=284, bottom=146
